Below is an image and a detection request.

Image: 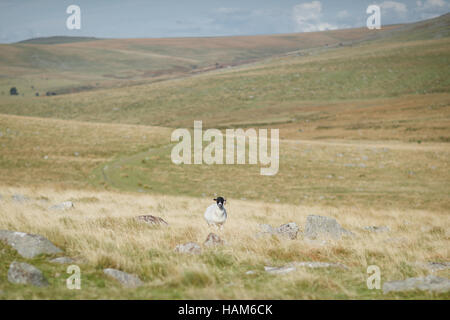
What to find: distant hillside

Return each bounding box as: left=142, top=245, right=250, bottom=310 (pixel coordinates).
left=369, top=12, right=450, bottom=42
left=0, top=14, right=448, bottom=97
left=17, top=36, right=102, bottom=45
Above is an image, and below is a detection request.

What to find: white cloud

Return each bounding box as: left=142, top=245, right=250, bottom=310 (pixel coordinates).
left=292, top=1, right=338, bottom=32
left=379, top=1, right=408, bottom=14
left=424, top=0, right=447, bottom=7
left=415, top=0, right=448, bottom=20
left=416, top=0, right=448, bottom=9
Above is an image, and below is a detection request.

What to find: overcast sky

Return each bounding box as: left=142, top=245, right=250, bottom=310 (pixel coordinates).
left=0, top=0, right=448, bottom=43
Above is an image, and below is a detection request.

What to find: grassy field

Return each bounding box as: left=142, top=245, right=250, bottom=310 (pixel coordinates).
left=0, top=14, right=449, bottom=299
left=0, top=187, right=448, bottom=299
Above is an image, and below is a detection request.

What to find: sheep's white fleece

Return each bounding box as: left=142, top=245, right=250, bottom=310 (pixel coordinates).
left=204, top=203, right=227, bottom=226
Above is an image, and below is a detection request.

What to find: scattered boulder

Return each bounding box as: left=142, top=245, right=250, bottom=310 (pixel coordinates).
left=174, top=242, right=202, bottom=255
left=204, top=233, right=225, bottom=247
left=264, top=266, right=296, bottom=274
left=277, top=223, right=300, bottom=240
left=8, top=261, right=48, bottom=287
left=259, top=224, right=274, bottom=234
left=12, top=194, right=29, bottom=203
left=364, top=226, right=390, bottom=233
left=103, top=268, right=143, bottom=288
left=245, top=270, right=256, bottom=275
left=257, top=222, right=300, bottom=240
left=50, top=257, right=75, bottom=264
left=0, top=230, right=62, bottom=258
left=383, top=275, right=450, bottom=294
left=416, top=262, right=450, bottom=272
left=136, top=215, right=168, bottom=226
left=49, top=201, right=74, bottom=211
left=265, top=261, right=348, bottom=274
left=304, top=215, right=353, bottom=240
left=287, top=261, right=349, bottom=270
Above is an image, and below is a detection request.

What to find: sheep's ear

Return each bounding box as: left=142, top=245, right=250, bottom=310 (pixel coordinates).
left=213, top=198, right=217, bottom=201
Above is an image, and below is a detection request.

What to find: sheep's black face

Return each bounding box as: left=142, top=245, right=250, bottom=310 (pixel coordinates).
left=214, top=197, right=226, bottom=208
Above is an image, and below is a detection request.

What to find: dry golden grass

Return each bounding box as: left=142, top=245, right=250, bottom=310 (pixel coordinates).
left=0, top=186, right=448, bottom=299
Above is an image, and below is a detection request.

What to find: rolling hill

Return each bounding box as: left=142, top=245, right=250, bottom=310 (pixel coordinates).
left=0, top=23, right=402, bottom=96
left=0, top=13, right=448, bottom=209
left=0, top=13, right=449, bottom=300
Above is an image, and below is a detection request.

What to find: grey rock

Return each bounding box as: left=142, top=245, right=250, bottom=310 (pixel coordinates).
left=304, top=215, right=353, bottom=240
left=258, top=222, right=299, bottom=240
left=49, top=201, right=74, bottom=211
left=287, top=261, right=349, bottom=270
left=50, top=257, right=75, bottom=264
left=265, top=261, right=348, bottom=274
left=383, top=275, right=450, bottom=294
left=264, top=266, right=296, bottom=274
left=253, top=232, right=269, bottom=239
left=260, top=224, right=274, bottom=233
left=245, top=270, right=256, bottom=275
left=12, top=194, right=29, bottom=203
left=204, top=233, right=225, bottom=247
left=364, top=226, right=390, bottom=233
left=276, top=223, right=300, bottom=240
left=136, top=215, right=168, bottom=226
left=174, top=242, right=202, bottom=255
left=8, top=261, right=48, bottom=287
left=0, top=230, right=62, bottom=258
left=103, top=268, right=143, bottom=288
left=427, top=262, right=450, bottom=272
left=416, top=262, right=450, bottom=272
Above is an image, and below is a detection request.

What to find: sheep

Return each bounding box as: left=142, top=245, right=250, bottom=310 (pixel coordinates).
left=204, top=197, right=227, bottom=229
